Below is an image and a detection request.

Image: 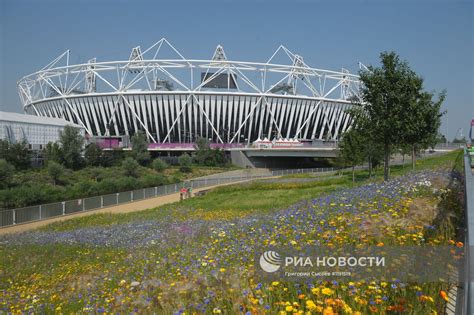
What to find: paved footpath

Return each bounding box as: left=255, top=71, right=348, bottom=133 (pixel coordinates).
left=0, top=180, right=252, bottom=235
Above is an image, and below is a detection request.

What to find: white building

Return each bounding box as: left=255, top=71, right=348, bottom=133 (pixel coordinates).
left=0, top=111, right=85, bottom=150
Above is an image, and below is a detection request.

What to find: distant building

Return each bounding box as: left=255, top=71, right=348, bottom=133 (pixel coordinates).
left=0, top=111, right=85, bottom=150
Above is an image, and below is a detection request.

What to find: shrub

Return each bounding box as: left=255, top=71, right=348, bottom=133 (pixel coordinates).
left=85, top=143, right=103, bottom=166
left=131, top=131, right=150, bottom=165
left=122, top=157, right=140, bottom=177
left=47, top=161, right=66, bottom=185
left=95, top=178, right=119, bottom=195
left=0, top=159, right=14, bottom=189
left=59, top=126, right=85, bottom=169
left=44, top=142, right=62, bottom=164
left=115, top=177, right=139, bottom=192
left=178, top=153, right=192, bottom=173
left=151, top=158, right=168, bottom=172
left=101, top=149, right=125, bottom=167
left=139, top=174, right=166, bottom=187
left=0, top=140, right=31, bottom=170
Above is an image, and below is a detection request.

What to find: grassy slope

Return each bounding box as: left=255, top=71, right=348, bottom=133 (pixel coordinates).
left=39, top=150, right=463, bottom=232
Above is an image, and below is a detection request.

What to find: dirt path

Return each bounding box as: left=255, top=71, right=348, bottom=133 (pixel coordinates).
left=0, top=180, right=251, bottom=235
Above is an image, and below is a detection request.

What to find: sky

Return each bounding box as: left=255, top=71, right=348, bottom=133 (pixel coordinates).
left=0, top=0, right=472, bottom=140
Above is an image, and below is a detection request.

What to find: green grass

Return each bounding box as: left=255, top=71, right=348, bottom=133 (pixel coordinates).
left=1, top=150, right=464, bottom=314
left=39, top=150, right=463, bottom=232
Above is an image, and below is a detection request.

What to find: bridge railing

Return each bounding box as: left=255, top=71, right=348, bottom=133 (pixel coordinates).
left=0, top=166, right=339, bottom=228
left=463, top=149, right=474, bottom=314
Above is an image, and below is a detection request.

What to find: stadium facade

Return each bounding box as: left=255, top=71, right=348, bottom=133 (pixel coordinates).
left=17, top=39, right=362, bottom=146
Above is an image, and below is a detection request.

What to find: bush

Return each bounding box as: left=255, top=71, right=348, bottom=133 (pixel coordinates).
left=47, top=161, right=66, bottom=185
left=0, top=159, right=14, bottom=189
left=101, top=149, right=125, bottom=167
left=151, top=158, right=168, bottom=172
left=122, top=157, right=140, bottom=177
left=85, top=143, right=103, bottom=166
left=131, top=131, right=150, bottom=165
left=44, top=142, right=62, bottom=164
left=139, top=174, right=167, bottom=187
left=193, top=137, right=227, bottom=166
left=59, top=126, right=85, bottom=169
left=178, top=153, right=192, bottom=173
left=0, top=140, right=31, bottom=170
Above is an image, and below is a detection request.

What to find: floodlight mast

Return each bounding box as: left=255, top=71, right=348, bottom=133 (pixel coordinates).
left=17, top=38, right=363, bottom=144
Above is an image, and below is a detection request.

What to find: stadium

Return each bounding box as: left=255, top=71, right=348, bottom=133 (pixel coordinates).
left=17, top=38, right=362, bottom=147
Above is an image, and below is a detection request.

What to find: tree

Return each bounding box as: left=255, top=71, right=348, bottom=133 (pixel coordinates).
left=358, top=51, right=438, bottom=180
left=131, top=131, right=150, bottom=165
left=338, top=129, right=365, bottom=182
left=194, top=137, right=211, bottom=165
left=193, top=137, right=227, bottom=166
left=453, top=137, right=467, bottom=144
left=59, top=126, right=84, bottom=169
left=0, top=159, right=14, bottom=189
left=178, top=153, right=192, bottom=173
left=435, top=133, right=447, bottom=144
left=101, top=149, right=124, bottom=167
left=0, top=140, right=31, bottom=170
left=47, top=161, right=65, bottom=185
left=44, top=142, right=62, bottom=164
left=401, top=90, right=445, bottom=170
left=346, top=108, right=384, bottom=177
left=151, top=158, right=168, bottom=172
left=84, top=143, right=103, bottom=166
left=0, top=140, right=9, bottom=160
left=122, top=157, right=140, bottom=177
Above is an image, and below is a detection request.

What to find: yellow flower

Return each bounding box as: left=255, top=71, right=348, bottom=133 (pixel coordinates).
left=321, top=288, right=334, bottom=296
left=286, top=305, right=294, bottom=312
left=272, top=281, right=280, bottom=286
left=306, top=300, right=317, bottom=311
left=219, top=268, right=226, bottom=273
left=323, top=306, right=335, bottom=315
left=212, top=308, right=222, bottom=314
left=311, top=287, right=320, bottom=295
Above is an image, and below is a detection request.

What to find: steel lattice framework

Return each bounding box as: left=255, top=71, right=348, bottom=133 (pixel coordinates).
left=17, top=38, right=362, bottom=144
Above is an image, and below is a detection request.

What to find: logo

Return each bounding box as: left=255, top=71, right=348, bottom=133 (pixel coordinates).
left=259, top=251, right=282, bottom=273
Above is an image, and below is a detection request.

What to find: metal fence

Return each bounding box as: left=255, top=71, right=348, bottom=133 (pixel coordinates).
left=0, top=167, right=338, bottom=228
left=463, top=150, right=474, bottom=314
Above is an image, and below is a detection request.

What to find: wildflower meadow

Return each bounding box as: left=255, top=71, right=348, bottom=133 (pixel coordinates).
left=0, top=151, right=466, bottom=314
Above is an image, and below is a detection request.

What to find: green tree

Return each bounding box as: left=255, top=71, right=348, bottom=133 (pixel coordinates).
left=131, top=131, right=150, bottom=165
left=401, top=89, right=445, bottom=170
left=122, top=157, right=140, bottom=177
left=59, top=126, right=84, bottom=169
left=358, top=51, right=434, bottom=180
left=194, top=137, right=227, bottom=166
left=47, top=161, right=65, bottom=185
left=44, top=142, right=62, bottom=164
left=151, top=158, right=168, bottom=172
left=436, top=133, right=447, bottom=144
left=84, top=143, right=103, bottom=166
left=194, top=137, right=211, bottom=165
left=0, top=140, right=9, bottom=160
left=2, top=140, right=31, bottom=170
left=0, top=159, right=15, bottom=189
left=338, top=129, right=365, bottom=182
left=178, top=153, right=192, bottom=173
left=101, top=149, right=124, bottom=167
left=453, top=137, right=466, bottom=144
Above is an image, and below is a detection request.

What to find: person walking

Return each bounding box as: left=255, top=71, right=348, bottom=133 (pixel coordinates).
left=180, top=187, right=186, bottom=201
left=187, top=185, right=193, bottom=198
